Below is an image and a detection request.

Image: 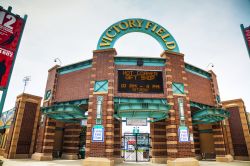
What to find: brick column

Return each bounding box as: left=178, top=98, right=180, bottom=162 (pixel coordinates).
left=61, top=123, right=81, bottom=160
left=150, top=120, right=167, bottom=163
left=209, top=71, right=220, bottom=106
left=193, top=125, right=201, bottom=158
left=212, top=123, right=227, bottom=157
left=31, top=117, right=56, bottom=160
left=222, top=99, right=250, bottom=160
left=113, top=119, right=122, bottom=161
left=83, top=49, right=116, bottom=166
left=161, top=51, right=196, bottom=162
left=3, top=94, right=42, bottom=159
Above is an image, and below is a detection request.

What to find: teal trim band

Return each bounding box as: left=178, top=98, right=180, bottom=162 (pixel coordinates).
left=97, top=18, right=179, bottom=52
left=58, top=60, right=92, bottom=75
left=114, top=97, right=167, bottom=104
left=114, top=57, right=166, bottom=66
left=185, top=63, right=211, bottom=79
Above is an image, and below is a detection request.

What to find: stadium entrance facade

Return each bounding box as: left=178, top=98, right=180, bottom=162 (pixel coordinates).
left=0, top=18, right=249, bottom=166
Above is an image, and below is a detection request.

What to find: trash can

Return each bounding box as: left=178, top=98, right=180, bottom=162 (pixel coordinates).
left=79, top=146, right=85, bottom=159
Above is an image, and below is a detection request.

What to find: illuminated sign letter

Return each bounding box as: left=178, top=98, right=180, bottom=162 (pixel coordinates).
left=96, top=18, right=179, bottom=52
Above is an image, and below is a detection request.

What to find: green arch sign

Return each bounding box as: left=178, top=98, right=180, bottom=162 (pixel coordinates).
left=97, top=18, right=179, bottom=52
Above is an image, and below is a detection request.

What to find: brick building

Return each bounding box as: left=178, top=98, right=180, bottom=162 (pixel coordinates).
left=0, top=18, right=249, bottom=166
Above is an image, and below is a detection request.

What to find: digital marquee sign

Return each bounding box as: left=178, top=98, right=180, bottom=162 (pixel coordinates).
left=118, top=70, right=163, bottom=93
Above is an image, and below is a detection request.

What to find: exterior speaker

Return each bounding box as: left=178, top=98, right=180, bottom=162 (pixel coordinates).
left=137, top=59, right=143, bottom=66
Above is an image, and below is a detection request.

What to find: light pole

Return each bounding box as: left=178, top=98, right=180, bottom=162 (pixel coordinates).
left=23, top=76, right=31, bottom=93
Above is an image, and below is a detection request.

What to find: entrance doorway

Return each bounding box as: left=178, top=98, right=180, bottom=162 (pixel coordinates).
left=123, top=133, right=150, bottom=162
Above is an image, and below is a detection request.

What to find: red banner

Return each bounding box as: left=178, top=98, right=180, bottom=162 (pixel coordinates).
left=244, top=27, right=250, bottom=49
left=0, top=8, right=24, bottom=88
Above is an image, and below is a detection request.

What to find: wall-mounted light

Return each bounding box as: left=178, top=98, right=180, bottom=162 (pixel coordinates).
left=96, top=96, right=103, bottom=124
left=178, top=98, right=185, bottom=126
left=54, top=58, right=62, bottom=66
left=207, top=63, right=214, bottom=70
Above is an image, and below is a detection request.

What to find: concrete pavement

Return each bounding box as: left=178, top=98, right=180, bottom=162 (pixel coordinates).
left=0, top=158, right=250, bottom=166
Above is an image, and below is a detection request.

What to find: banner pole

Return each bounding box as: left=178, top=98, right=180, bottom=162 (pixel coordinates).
left=0, top=8, right=28, bottom=116
left=240, top=24, right=250, bottom=59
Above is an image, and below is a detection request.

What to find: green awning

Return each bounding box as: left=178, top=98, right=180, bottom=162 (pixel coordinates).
left=192, top=108, right=230, bottom=124
left=114, top=98, right=170, bottom=122
left=41, top=104, right=87, bottom=123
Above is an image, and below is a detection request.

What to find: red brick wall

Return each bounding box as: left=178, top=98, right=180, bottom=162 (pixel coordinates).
left=54, top=68, right=91, bottom=102
left=16, top=102, right=37, bottom=154
left=45, top=66, right=58, bottom=93
left=210, top=71, right=219, bottom=97
left=186, top=72, right=214, bottom=106
left=227, top=107, right=248, bottom=156
left=115, top=65, right=166, bottom=98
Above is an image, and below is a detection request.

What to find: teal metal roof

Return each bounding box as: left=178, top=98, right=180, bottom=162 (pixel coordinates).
left=41, top=104, right=87, bottom=123
left=114, top=98, right=170, bottom=122
left=192, top=108, right=230, bottom=124
left=185, top=63, right=211, bottom=79
left=57, top=59, right=92, bottom=75
left=190, top=101, right=229, bottom=124
left=54, top=99, right=88, bottom=106
left=190, top=101, right=213, bottom=110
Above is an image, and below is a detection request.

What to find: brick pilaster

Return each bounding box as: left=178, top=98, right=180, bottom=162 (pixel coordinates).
left=193, top=125, right=201, bottom=156
left=161, top=51, right=195, bottom=159
left=150, top=120, right=167, bottom=159
left=209, top=71, right=220, bottom=106
left=212, top=122, right=226, bottom=156
left=85, top=49, right=116, bottom=160
left=62, top=123, right=81, bottom=159
left=114, top=119, right=122, bottom=158
left=222, top=99, right=250, bottom=160
left=35, top=117, right=56, bottom=154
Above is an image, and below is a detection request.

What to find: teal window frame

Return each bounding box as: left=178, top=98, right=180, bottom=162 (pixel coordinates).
left=44, top=90, right=52, bottom=100
left=94, top=80, right=108, bottom=92
left=172, top=83, right=184, bottom=94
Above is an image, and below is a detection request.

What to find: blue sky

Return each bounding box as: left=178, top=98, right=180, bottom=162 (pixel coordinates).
left=1, top=0, right=250, bottom=113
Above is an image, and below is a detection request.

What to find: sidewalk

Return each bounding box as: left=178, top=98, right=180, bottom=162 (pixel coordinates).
left=0, top=158, right=250, bottom=166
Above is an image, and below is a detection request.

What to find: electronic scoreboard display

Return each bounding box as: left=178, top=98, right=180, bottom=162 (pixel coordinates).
left=118, top=70, right=163, bottom=93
